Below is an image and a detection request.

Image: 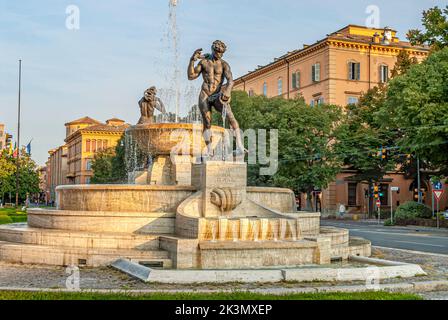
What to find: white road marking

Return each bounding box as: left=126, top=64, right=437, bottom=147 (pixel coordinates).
left=393, top=241, right=445, bottom=248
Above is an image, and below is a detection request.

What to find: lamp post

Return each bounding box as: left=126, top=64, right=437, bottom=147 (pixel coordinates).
left=15, top=60, right=22, bottom=208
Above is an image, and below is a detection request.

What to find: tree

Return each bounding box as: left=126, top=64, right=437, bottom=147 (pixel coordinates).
left=390, top=50, right=418, bottom=78
left=0, top=152, right=16, bottom=204
left=382, top=47, right=448, bottom=176
left=230, top=92, right=343, bottom=210
left=91, top=148, right=115, bottom=184
left=407, top=6, right=448, bottom=51
left=0, top=150, right=39, bottom=204
left=334, top=85, right=397, bottom=191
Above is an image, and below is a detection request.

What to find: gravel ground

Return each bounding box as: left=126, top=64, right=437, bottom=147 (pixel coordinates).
left=0, top=247, right=446, bottom=297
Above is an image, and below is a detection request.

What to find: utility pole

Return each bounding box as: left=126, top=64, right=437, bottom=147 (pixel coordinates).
left=417, top=155, right=422, bottom=204
left=15, top=60, right=22, bottom=208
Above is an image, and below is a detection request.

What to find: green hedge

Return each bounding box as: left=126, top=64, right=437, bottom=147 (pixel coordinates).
left=395, top=201, right=432, bottom=220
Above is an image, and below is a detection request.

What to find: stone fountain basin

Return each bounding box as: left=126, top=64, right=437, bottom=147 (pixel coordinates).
left=127, top=123, right=225, bottom=156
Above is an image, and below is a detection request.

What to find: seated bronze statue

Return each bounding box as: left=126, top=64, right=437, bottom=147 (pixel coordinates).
left=138, top=86, right=167, bottom=124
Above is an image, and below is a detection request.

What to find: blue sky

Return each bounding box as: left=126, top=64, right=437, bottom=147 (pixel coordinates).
left=0, top=0, right=445, bottom=165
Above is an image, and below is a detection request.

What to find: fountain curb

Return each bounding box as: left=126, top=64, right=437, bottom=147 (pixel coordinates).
left=110, top=258, right=427, bottom=284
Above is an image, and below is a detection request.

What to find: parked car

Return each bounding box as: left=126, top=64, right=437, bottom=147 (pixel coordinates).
left=442, top=210, right=448, bottom=219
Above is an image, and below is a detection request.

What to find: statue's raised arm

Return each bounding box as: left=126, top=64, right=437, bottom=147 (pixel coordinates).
left=187, top=40, right=246, bottom=157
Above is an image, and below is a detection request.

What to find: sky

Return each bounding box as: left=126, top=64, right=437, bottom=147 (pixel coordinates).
left=0, top=0, right=445, bottom=165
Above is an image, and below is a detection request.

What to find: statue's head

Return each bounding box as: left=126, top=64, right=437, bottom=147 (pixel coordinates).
left=211, top=40, right=227, bottom=60
left=144, top=86, right=157, bottom=101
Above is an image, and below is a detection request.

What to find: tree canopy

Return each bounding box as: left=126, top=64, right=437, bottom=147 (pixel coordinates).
left=407, top=5, right=448, bottom=51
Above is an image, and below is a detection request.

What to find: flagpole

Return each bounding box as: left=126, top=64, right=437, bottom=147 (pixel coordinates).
left=15, top=60, right=22, bottom=208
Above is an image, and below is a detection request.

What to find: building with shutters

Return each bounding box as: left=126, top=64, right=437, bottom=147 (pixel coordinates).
left=233, top=25, right=446, bottom=215
left=45, top=117, right=129, bottom=203
left=64, top=117, right=129, bottom=185
left=234, top=25, right=429, bottom=106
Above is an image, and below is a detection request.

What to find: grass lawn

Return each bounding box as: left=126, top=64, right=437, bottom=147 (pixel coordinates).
left=0, top=291, right=422, bottom=300
left=0, top=208, right=27, bottom=225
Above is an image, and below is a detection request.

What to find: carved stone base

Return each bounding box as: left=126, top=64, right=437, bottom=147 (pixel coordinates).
left=146, top=155, right=194, bottom=186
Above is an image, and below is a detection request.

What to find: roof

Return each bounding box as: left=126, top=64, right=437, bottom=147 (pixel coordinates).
left=64, top=116, right=102, bottom=126
left=78, top=123, right=130, bottom=133
left=106, top=118, right=125, bottom=122
left=235, top=25, right=429, bottom=83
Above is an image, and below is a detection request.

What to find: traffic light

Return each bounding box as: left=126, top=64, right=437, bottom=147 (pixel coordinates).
left=378, top=185, right=384, bottom=197
left=373, top=185, right=379, bottom=199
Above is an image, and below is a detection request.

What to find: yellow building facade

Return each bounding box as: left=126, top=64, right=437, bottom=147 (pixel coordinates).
left=46, top=145, right=68, bottom=203
left=233, top=25, right=436, bottom=215
left=45, top=117, right=129, bottom=202
left=234, top=25, right=429, bottom=106
left=65, top=117, right=129, bottom=185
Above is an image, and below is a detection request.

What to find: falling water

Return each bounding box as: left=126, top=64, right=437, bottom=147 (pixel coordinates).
left=279, top=219, right=287, bottom=240
left=210, top=221, right=217, bottom=242
left=124, top=130, right=140, bottom=184
left=232, top=220, right=239, bottom=242
left=288, top=220, right=297, bottom=241
left=169, top=0, right=180, bottom=122
left=251, top=220, right=260, bottom=242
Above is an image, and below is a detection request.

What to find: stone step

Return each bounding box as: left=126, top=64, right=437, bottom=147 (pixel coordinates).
left=0, top=224, right=161, bottom=250
left=27, top=209, right=176, bottom=234
left=0, top=240, right=172, bottom=268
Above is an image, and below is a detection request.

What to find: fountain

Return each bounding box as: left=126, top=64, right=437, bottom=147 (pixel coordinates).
left=0, top=2, right=373, bottom=270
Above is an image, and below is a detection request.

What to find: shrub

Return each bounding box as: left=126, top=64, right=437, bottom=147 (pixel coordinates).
left=395, top=201, right=432, bottom=220
left=0, top=215, right=13, bottom=225
left=384, top=218, right=395, bottom=226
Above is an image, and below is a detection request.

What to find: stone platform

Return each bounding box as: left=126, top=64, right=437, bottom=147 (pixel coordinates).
left=0, top=160, right=372, bottom=269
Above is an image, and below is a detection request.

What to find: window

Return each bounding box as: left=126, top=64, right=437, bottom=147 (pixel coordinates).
left=86, top=159, right=92, bottom=171
left=380, top=65, right=389, bottom=83
left=348, top=183, right=358, bottom=206
left=347, top=96, right=359, bottom=105
left=312, top=63, right=320, bottom=82
left=103, top=140, right=108, bottom=150
left=248, top=89, right=254, bottom=97
left=92, top=139, right=97, bottom=152
left=316, top=97, right=324, bottom=105
left=85, top=177, right=91, bottom=184
left=348, top=62, right=361, bottom=81
left=262, top=82, right=268, bottom=96
left=277, top=78, right=283, bottom=96
left=380, top=184, right=389, bottom=206
left=86, top=139, right=91, bottom=152
left=292, top=71, right=301, bottom=89
left=310, top=100, right=315, bottom=107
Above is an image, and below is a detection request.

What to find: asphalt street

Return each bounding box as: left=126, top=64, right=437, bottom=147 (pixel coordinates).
left=321, top=220, right=448, bottom=255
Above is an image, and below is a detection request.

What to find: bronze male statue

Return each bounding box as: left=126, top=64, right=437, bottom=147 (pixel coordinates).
left=138, top=86, right=167, bottom=124
left=187, top=40, right=246, bottom=156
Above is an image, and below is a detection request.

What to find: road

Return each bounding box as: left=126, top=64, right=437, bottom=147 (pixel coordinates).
left=321, top=220, right=448, bottom=255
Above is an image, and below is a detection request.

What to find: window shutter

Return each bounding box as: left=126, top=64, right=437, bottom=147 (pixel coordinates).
left=292, top=73, right=297, bottom=89
left=312, top=65, right=316, bottom=82
left=315, top=63, right=320, bottom=82
left=356, top=63, right=360, bottom=80
left=348, top=62, right=353, bottom=80
left=297, top=72, right=300, bottom=89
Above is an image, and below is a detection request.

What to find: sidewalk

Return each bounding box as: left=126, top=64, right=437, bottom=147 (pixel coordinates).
left=324, top=217, right=448, bottom=234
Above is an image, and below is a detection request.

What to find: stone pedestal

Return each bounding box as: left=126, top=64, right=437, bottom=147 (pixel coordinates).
left=147, top=155, right=193, bottom=186
left=192, top=161, right=247, bottom=217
